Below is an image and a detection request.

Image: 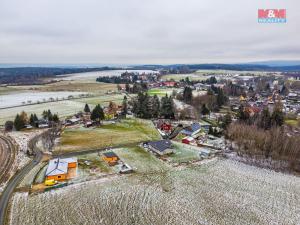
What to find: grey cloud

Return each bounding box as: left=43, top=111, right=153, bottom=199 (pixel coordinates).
left=0, top=0, right=299, bottom=64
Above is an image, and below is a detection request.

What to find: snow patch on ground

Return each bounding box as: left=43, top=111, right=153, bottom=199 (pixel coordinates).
left=10, top=158, right=300, bottom=225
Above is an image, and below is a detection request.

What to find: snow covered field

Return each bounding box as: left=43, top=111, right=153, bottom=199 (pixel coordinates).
left=0, top=100, right=85, bottom=124
left=0, top=91, right=85, bottom=108
left=10, top=159, right=300, bottom=225
left=59, top=70, right=157, bottom=82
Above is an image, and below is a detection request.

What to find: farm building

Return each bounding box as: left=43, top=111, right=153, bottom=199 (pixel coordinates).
left=182, top=136, right=196, bottom=145
left=102, top=151, right=120, bottom=166
left=45, top=158, right=77, bottom=181
left=181, top=122, right=201, bottom=136
left=157, top=120, right=172, bottom=132
left=148, top=140, right=173, bottom=155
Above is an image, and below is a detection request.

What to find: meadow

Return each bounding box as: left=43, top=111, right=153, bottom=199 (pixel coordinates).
left=54, top=119, right=161, bottom=153
left=10, top=158, right=300, bottom=225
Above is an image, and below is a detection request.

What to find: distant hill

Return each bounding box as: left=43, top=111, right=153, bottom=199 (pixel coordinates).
left=247, top=60, right=300, bottom=67
left=134, top=63, right=300, bottom=72
left=1, top=63, right=300, bottom=85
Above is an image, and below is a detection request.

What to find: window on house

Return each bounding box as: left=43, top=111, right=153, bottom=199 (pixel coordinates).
left=58, top=176, right=61, bottom=178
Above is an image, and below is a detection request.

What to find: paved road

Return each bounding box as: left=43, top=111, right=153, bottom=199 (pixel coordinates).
left=0, top=151, right=42, bottom=225
left=0, top=136, right=15, bottom=185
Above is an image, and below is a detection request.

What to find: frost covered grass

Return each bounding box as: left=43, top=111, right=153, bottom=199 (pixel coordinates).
left=0, top=100, right=85, bottom=124
left=169, top=142, right=200, bottom=163
left=18, top=162, right=47, bottom=188
left=74, top=94, right=127, bottom=105
left=55, top=119, right=161, bottom=153
left=114, top=147, right=169, bottom=173
left=10, top=159, right=300, bottom=225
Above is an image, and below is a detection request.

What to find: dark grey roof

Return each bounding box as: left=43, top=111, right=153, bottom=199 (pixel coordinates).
left=103, top=151, right=119, bottom=158
left=148, top=140, right=172, bottom=152
left=181, top=122, right=201, bottom=135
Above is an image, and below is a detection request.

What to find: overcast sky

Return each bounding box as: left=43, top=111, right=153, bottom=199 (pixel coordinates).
left=0, top=0, right=299, bottom=64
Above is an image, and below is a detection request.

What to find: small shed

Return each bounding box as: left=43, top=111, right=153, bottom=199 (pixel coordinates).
left=102, top=151, right=119, bottom=165
left=182, top=136, right=195, bottom=145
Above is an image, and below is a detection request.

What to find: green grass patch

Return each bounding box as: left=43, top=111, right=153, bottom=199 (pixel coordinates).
left=169, top=142, right=200, bottom=163
left=114, top=147, right=168, bottom=173
left=147, top=88, right=177, bottom=97
left=285, top=119, right=299, bottom=127
left=55, top=118, right=161, bottom=153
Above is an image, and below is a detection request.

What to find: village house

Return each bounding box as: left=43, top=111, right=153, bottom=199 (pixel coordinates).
left=148, top=140, right=173, bottom=155
left=182, top=136, right=196, bottom=145
left=163, top=81, right=177, bottom=87
left=102, top=151, right=120, bottom=166
left=157, top=120, right=172, bottom=133
left=45, top=158, right=77, bottom=181
left=181, top=122, right=201, bottom=136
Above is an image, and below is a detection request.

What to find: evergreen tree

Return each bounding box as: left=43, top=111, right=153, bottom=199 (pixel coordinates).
left=91, top=104, right=105, bottom=123
left=33, top=113, right=38, bottom=122
left=29, top=114, right=35, bottom=126
left=122, top=96, right=128, bottom=115
left=271, top=106, right=284, bottom=127
left=14, top=114, right=25, bottom=131
left=183, top=86, right=193, bottom=104
left=125, top=83, right=130, bottom=92
left=160, top=94, right=174, bottom=119
left=53, top=114, right=60, bottom=123
left=201, top=104, right=210, bottom=115
left=259, top=108, right=271, bottom=129
left=151, top=94, right=160, bottom=118
left=84, top=103, right=91, bottom=113
left=216, top=88, right=227, bottom=108
left=185, top=77, right=191, bottom=85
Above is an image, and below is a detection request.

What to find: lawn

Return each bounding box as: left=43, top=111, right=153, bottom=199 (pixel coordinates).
left=147, top=88, right=178, bottom=97
left=285, top=119, right=299, bottom=127
left=74, top=94, right=128, bottom=106
left=54, top=118, right=161, bottom=153
left=114, top=147, right=169, bottom=173
left=36, top=81, right=118, bottom=94
left=169, top=142, right=200, bottom=163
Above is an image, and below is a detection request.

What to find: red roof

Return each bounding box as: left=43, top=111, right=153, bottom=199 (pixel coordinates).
left=163, top=81, right=177, bottom=87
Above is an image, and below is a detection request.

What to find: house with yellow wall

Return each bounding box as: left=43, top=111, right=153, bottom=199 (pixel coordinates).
left=45, top=158, right=77, bottom=181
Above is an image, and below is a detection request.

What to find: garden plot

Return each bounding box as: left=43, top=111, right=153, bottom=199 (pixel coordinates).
left=10, top=159, right=300, bottom=225
left=54, top=119, right=161, bottom=153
